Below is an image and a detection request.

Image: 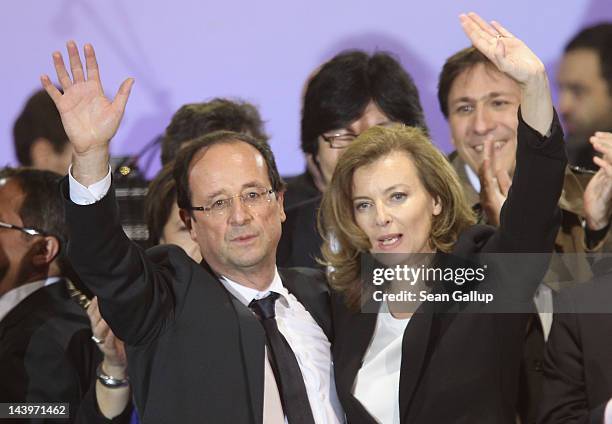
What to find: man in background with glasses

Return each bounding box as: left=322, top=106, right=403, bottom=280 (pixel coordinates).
left=43, top=41, right=343, bottom=423
left=0, top=167, right=132, bottom=423
left=279, top=50, right=427, bottom=268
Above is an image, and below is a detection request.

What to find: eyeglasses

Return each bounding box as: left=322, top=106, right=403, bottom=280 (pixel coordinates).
left=321, top=132, right=357, bottom=149
left=188, top=188, right=276, bottom=217
left=0, top=220, right=45, bottom=236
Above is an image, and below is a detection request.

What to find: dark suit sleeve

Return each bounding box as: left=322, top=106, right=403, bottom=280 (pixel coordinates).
left=538, top=293, right=607, bottom=424
left=62, top=179, right=184, bottom=345
left=484, top=108, right=566, bottom=254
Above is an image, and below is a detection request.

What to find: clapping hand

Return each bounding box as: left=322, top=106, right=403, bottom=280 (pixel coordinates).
left=88, top=297, right=127, bottom=378
left=478, top=139, right=512, bottom=226
left=584, top=132, right=612, bottom=231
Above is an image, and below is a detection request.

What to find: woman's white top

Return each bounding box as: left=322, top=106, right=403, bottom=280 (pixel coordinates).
left=352, top=303, right=411, bottom=424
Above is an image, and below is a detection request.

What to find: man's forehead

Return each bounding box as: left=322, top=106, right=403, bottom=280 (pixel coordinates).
left=188, top=141, right=270, bottom=191
left=450, top=63, right=519, bottom=98
left=0, top=178, right=25, bottom=217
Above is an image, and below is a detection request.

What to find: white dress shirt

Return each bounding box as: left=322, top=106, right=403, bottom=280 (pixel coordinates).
left=353, top=303, right=410, bottom=424
left=0, top=277, right=62, bottom=323
left=220, top=272, right=344, bottom=424
left=69, top=168, right=345, bottom=423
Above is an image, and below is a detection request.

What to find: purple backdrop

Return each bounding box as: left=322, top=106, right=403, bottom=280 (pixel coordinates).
left=3, top=0, right=612, bottom=177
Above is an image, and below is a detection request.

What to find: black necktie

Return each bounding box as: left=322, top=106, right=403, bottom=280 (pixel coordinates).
left=249, top=292, right=316, bottom=424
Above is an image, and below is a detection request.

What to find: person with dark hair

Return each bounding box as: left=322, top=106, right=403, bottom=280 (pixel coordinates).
left=558, top=23, right=612, bottom=170
left=322, top=13, right=566, bottom=423
left=0, top=167, right=132, bottom=423
left=43, top=41, right=343, bottom=423
left=144, top=163, right=201, bottom=262
left=13, top=89, right=72, bottom=175
left=160, top=98, right=268, bottom=165
left=279, top=50, right=427, bottom=268
left=538, top=133, right=612, bottom=424
left=438, top=39, right=611, bottom=424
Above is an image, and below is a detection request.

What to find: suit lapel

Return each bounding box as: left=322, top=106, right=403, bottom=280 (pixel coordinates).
left=227, top=294, right=266, bottom=424
left=206, top=261, right=266, bottom=424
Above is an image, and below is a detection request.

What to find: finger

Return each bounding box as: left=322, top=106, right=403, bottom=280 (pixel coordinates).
left=112, top=78, right=135, bottom=115
left=592, top=141, right=612, bottom=157
left=87, top=297, right=102, bottom=326
left=591, top=136, right=612, bottom=150
left=94, top=320, right=111, bottom=341
left=594, top=131, right=612, bottom=140
left=459, top=14, right=491, bottom=50
left=52, top=51, right=73, bottom=90
left=593, top=156, right=612, bottom=178
left=84, top=43, right=102, bottom=87
left=40, top=75, right=62, bottom=104
left=496, top=169, right=512, bottom=196
left=66, top=40, right=86, bottom=83
left=467, top=12, right=498, bottom=37
left=490, top=21, right=516, bottom=38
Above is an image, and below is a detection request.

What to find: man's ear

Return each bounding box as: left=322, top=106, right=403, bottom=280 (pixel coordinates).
left=31, top=236, right=60, bottom=267
left=179, top=208, right=197, bottom=242
left=276, top=191, right=286, bottom=223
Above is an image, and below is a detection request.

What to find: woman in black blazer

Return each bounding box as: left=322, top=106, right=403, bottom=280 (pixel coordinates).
left=319, top=13, right=566, bottom=424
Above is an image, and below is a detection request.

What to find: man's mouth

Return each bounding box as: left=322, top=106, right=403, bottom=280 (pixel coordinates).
left=472, top=140, right=507, bottom=153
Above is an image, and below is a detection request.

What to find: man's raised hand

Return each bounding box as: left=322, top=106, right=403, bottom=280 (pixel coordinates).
left=41, top=41, right=133, bottom=183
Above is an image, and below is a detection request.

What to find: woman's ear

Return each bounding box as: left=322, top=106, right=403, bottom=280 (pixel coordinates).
left=31, top=236, right=60, bottom=267
left=432, top=196, right=442, bottom=216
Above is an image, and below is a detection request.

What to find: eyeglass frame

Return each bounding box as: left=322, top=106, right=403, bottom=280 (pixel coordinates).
left=186, top=187, right=277, bottom=217
left=320, top=132, right=358, bottom=149
left=0, top=220, right=46, bottom=237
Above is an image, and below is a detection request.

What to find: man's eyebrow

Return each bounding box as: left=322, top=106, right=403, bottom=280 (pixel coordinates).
left=450, top=91, right=517, bottom=105
left=203, top=181, right=264, bottom=200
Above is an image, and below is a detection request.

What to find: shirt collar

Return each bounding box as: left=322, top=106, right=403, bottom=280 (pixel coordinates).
left=219, top=268, right=289, bottom=307
left=0, top=277, right=62, bottom=323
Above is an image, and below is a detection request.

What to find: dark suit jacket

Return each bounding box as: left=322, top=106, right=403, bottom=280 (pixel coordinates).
left=62, top=182, right=333, bottom=424
left=538, top=257, right=612, bottom=424
left=0, top=279, right=128, bottom=424
left=277, top=196, right=323, bottom=269
left=331, top=111, right=566, bottom=424
left=283, top=171, right=320, bottom=209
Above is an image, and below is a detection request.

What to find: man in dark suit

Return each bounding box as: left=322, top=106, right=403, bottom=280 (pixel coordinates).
left=0, top=168, right=131, bottom=423
left=279, top=50, right=427, bottom=268
left=43, top=41, right=343, bottom=423
left=538, top=131, right=612, bottom=424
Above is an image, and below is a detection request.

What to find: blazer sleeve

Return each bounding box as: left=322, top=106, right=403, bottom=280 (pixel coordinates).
left=538, top=293, right=606, bottom=424
left=483, top=108, right=566, bottom=254
left=62, top=178, right=186, bottom=345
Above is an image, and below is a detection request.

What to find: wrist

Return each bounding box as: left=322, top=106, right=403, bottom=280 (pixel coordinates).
left=72, top=149, right=110, bottom=186
left=101, top=361, right=127, bottom=380
left=97, top=362, right=129, bottom=388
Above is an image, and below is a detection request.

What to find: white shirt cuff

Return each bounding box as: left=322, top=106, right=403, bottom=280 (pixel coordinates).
left=604, top=398, right=612, bottom=424
left=68, top=165, right=112, bottom=205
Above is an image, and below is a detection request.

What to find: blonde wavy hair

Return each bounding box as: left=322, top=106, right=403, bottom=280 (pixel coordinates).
left=319, top=124, right=477, bottom=309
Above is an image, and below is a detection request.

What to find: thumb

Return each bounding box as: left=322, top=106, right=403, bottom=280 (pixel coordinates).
left=112, top=78, right=134, bottom=115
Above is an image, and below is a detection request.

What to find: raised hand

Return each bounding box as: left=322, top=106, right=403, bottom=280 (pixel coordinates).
left=478, top=139, right=512, bottom=226
left=41, top=41, right=133, bottom=184
left=459, top=13, right=544, bottom=84
left=459, top=12, right=552, bottom=136
left=584, top=132, right=612, bottom=231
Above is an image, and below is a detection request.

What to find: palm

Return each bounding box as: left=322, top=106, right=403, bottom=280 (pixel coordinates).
left=57, top=81, right=121, bottom=153
left=460, top=13, right=544, bottom=84
left=41, top=42, right=133, bottom=154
